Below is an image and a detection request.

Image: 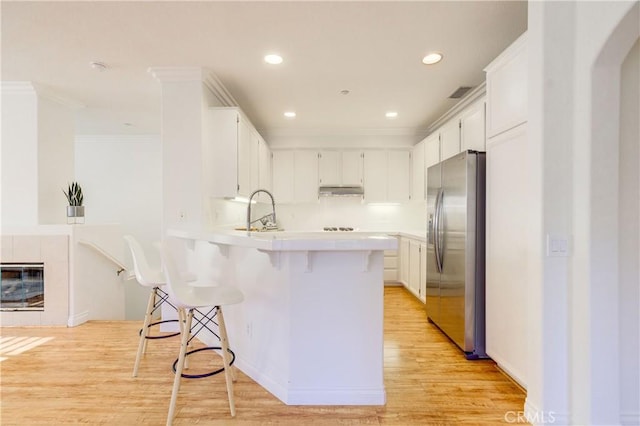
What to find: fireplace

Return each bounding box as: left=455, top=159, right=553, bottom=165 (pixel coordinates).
left=1, top=263, right=45, bottom=311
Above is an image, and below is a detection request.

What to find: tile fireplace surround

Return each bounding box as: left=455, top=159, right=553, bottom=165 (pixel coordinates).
left=1, top=224, right=127, bottom=327
left=0, top=235, right=69, bottom=326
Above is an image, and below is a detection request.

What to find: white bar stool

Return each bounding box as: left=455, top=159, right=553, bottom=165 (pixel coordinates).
left=124, top=235, right=181, bottom=377
left=160, top=241, right=244, bottom=425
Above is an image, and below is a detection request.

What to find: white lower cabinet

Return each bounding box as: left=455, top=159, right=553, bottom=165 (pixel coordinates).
left=383, top=250, right=399, bottom=282
left=399, top=237, right=410, bottom=285
left=398, top=235, right=427, bottom=302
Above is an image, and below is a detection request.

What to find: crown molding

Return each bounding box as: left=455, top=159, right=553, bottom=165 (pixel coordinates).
left=0, top=81, right=37, bottom=95
left=1, top=81, right=84, bottom=109
left=203, top=72, right=238, bottom=107
left=261, top=126, right=423, bottom=138
left=147, top=67, right=207, bottom=82
left=424, top=81, right=486, bottom=134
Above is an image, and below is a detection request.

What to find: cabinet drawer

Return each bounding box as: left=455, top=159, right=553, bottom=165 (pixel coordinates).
left=384, top=269, right=398, bottom=282
left=384, top=256, right=398, bottom=269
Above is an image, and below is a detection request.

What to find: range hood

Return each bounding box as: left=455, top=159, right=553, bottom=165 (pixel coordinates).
left=318, top=185, right=364, bottom=197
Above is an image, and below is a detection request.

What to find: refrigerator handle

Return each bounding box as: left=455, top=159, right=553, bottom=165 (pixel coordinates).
left=433, top=188, right=444, bottom=273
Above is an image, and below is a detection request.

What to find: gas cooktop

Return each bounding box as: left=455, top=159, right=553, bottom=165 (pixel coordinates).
left=323, top=227, right=354, bottom=232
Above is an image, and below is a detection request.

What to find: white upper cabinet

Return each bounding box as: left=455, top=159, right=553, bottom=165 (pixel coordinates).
left=341, top=151, right=364, bottom=186
left=411, top=139, right=426, bottom=202
left=273, top=150, right=319, bottom=203
left=208, top=107, right=266, bottom=199
left=294, top=150, right=320, bottom=203
left=439, top=118, right=461, bottom=161
left=318, top=150, right=363, bottom=186
left=425, top=132, right=441, bottom=168
left=272, top=150, right=295, bottom=203
left=387, top=151, right=411, bottom=203
left=318, top=150, right=340, bottom=185
left=485, top=33, right=527, bottom=138
left=363, top=150, right=410, bottom=203
left=363, top=150, right=387, bottom=203
left=258, top=137, right=272, bottom=192
left=460, top=99, right=486, bottom=152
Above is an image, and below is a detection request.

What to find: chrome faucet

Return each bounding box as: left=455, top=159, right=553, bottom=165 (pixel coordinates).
left=246, top=189, right=277, bottom=234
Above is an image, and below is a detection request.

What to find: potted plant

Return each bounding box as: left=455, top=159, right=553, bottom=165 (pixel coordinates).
left=63, top=181, right=84, bottom=223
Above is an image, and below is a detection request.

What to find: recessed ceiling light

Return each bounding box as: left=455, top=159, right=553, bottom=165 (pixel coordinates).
left=264, top=54, right=283, bottom=65
left=90, top=61, right=108, bottom=71
left=340, top=89, right=350, bottom=95
left=385, top=111, right=398, bottom=119
left=123, top=122, right=133, bottom=127
left=422, top=52, right=443, bottom=65
left=284, top=111, right=296, bottom=118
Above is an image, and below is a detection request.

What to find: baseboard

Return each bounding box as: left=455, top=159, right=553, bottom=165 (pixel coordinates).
left=286, top=388, right=386, bottom=405
left=524, top=398, right=569, bottom=425
left=232, top=357, right=290, bottom=404
left=621, top=411, right=640, bottom=425
left=67, top=310, right=89, bottom=327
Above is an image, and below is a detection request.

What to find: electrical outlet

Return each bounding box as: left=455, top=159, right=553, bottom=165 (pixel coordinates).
left=245, top=322, right=253, bottom=339
left=546, top=234, right=569, bottom=257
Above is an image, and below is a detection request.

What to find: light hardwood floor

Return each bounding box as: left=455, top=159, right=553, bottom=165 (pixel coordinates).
left=0, top=287, right=525, bottom=425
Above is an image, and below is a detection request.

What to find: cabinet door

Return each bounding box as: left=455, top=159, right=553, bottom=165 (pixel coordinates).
left=318, top=150, right=340, bottom=185
left=440, top=119, right=461, bottom=161
left=237, top=118, right=253, bottom=197
left=399, top=237, right=410, bottom=286
left=258, top=138, right=271, bottom=191
left=272, top=150, right=295, bottom=203
left=411, top=140, right=426, bottom=202
left=408, top=239, right=421, bottom=298
left=249, top=130, right=260, bottom=194
left=461, top=100, right=486, bottom=152
left=419, top=242, right=427, bottom=303
left=363, top=150, right=388, bottom=203
left=342, top=151, right=363, bottom=186
left=425, top=133, right=440, bottom=168
left=387, top=150, right=411, bottom=203
left=208, top=108, right=239, bottom=199
left=294, top=151, right=319, bottom=203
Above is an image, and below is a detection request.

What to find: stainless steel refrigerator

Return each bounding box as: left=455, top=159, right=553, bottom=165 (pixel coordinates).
left=426, top=150, right=487, bottom=359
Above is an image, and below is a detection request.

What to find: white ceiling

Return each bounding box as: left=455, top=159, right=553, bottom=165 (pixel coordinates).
left=1, top=1, right=527, bottom=141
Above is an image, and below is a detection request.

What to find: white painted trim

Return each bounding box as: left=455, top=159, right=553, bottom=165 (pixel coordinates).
left=203, top=73, right=238, bottom=107
left=147, top=66, right=207, bottom=82
left=484, top=31, right=528, bottom=73
left=262, top=126, right=422, bottom=138
left=232, top=358, right=290, bottom=404
left=0, top=81, right=37, bottom=94
left=0, top=81, right=84, bottom=109
left=287, top=388, right=386, bottom=405
left=67, top=310, right=89, bottom=327
left=524, top=399, right=569, bottom=426
left=425, top=82, right=486, bottom=134
left=621, top=412, right=640, bottom=425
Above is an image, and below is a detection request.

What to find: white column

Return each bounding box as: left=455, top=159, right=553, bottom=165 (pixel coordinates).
left=149, top=68, right=225, bottom=234
left=1, top=82, right=77, bottom=229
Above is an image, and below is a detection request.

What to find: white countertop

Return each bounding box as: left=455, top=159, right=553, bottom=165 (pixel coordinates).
left=167, top=228, right=398, bottom=252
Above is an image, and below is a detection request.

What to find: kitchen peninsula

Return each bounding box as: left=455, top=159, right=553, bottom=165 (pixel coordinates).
left=167, top=229, right=397, bottom=405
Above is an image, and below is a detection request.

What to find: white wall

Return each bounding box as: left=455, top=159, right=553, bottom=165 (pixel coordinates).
left=75, top=134, right=162, bottom=320
left=38, top=95, right=75, bottom=224
left=618, top=38, right=639, bottom=425
left=1, top=82, right=75, bottom=229
left=1, top=83, right=40, bottom=228
left=208, top=197, right=424, bottom=233
left=527, top=1, right=639, bottom=424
